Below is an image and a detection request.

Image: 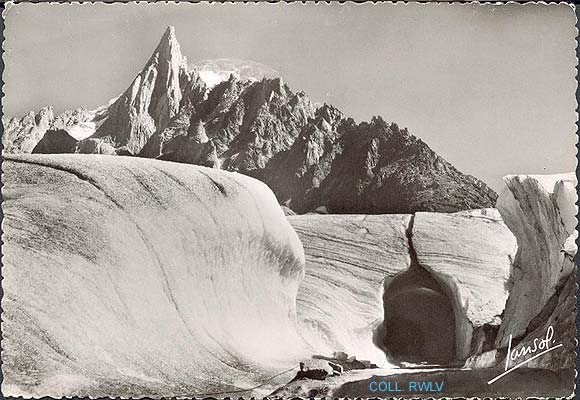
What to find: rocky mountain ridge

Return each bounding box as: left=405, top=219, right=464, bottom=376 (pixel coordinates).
left=3, top=26, right=497, bottom=214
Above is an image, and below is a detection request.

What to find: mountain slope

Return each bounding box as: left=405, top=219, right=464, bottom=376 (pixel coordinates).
left=260, top=114, right=496, bottom=213
left=313, top=117, right=497, bottom=213
left=139, top=74, right=315, bottom=173
left=257, top=103, right=345, bottom=209
left=202, top=76, right=316, bottom=172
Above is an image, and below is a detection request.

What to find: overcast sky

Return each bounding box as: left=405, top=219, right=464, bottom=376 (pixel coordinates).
left=3, top=3, right=577, bottom=189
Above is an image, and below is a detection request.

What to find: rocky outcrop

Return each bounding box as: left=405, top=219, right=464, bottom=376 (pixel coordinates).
left=145, top=73, right=317, bottom=174
left=137, top=108, right=192, bottom=158
left=2, top=154, right=309, bottom=397
left=32, top=129, right=78, bottom=154
left=258, top=104, right=344, bottom=209
left=3, top=105, right=112, bottom=155
left=197, top=75, right=253, bottom=153
left=262, top=115, right=497, bottom=213
left=495, top=173, right=577, bottom=369
left=3, top=107, right=54, bottom=153
left=87, top=26, right=206, bottom=155
left=157, top=120, right=220, bottom=168
left=290, top=353, right=378, bottom=383
left=313, top=352, right=378, bottom=371
left=3, top=106, right=109, bottom=155
left=292, top=359, right=342, bottom=381
left=305, top=117, right=497, bottom=214
left=202, top=76, right=316, bottom=173
left=138, top=112, right=219, bottom=167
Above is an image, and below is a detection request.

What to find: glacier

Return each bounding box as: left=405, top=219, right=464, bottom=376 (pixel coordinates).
left=495, top=172, right=577, bottom=369
left=2, top=154, right=311, bottom=397
left=1, top=155, right=576, bottom=397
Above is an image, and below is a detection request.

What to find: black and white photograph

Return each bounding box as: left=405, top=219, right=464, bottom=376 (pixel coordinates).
left=1, top=2, right=578, bottom=398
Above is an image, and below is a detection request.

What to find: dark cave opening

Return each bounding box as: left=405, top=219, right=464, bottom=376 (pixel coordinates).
left=382, top=265, right=457, bottom=365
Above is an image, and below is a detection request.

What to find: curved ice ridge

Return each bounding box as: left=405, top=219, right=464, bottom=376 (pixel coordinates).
left=2, top=154, right=309, bottom=397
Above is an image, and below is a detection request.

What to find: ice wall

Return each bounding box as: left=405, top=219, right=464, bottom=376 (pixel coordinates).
left=495, top=173, right=577, bottom=347
left=287, top=214, right=412, bottom=366
left=2, top=154, right=308, bottom=397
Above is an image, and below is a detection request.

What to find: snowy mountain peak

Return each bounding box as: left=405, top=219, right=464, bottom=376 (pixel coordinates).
left=194, top=59, right=280, bottom=88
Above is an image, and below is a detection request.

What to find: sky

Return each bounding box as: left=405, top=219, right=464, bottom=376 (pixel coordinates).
left=3, top=2, right=577, bottom=190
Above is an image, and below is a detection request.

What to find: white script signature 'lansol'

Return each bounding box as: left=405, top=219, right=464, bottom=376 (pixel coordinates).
left=487, top=325, right=563, bottom=385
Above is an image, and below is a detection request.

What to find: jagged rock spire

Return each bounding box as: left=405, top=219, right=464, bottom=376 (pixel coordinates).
left=89, top=26, right=205, bottom=155
left=148, top=26, right=186, bottom=128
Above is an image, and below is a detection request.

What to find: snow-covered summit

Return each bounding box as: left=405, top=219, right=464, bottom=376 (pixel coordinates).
left=193, top=58, right=280, bottom=88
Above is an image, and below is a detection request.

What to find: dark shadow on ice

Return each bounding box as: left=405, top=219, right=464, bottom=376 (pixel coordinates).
left=378, top=215, right=457, bottom=366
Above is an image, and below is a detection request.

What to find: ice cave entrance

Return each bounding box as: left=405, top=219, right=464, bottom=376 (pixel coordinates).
left=382, top=266, right=456, bottom=365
